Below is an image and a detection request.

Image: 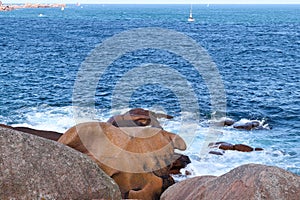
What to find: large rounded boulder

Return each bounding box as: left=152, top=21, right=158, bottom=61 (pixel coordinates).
left=58, top=122, right=187, bottom=199
left=161, top=163, right=300, bottom=200
left=0, top=126, right=121, bottom=199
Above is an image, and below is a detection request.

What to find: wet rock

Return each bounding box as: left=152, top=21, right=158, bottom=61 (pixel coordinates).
left=0, top=126, right=121, bottom=199
left=209, top=117, right=235, bottom=127
left=209, top=142, right=263, bottom=153
left=169, top=153, right=191, bottom=175
left=161, top=164, right=300, bottom=200
left=233, top=143, right=254, bottom=152
left=233, top=119, right=261, bottom=130
left=254, top=147, right=264, bottom=151
left=215, top=142, right=235, bottom=150
left=208, top=150, right=224, bottom=155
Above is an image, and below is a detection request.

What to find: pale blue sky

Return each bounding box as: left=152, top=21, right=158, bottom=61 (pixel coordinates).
left=3, top=0, right=300, bottom=4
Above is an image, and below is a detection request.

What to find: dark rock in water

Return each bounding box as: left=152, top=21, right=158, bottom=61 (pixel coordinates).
left=0, top=126, right=121, bottom=199
left=107, top=108, right=173, bottom=129
left=213, top=141, right=235, bottom=150
left=208, top=150, right=224, bottom=155
left=233, top=143, right=254, bottom=152
left=209, top=117, right=235, bottom=127
left=233, top=120, right=261, bottom=130
left=128, top=108, right=173, bottom=119
left=233, top=122, right=254, bottom=130
left=254, top=147, right=264, bottom=151
left=169, top=153, right=191, bottom=174
left=0, top=124, right=62, bottom=141
left=161, top=164, right=300, bottom=200
left=209, top=141, right=263, bottom=153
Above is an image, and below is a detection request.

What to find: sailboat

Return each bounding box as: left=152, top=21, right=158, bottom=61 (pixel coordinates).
left=188, top=4, right=195, bottom=22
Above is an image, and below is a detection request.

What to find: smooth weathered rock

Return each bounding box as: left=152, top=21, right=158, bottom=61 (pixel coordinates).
left=107, top=108, right=173, bottom=129
left=161, top=163, right=300, bottom=200
left=0, top=126, right=121, bottom=200
left=0, top=124, right=62, bottom=141
left=161, top=175, right=216, bottom=199
left=58, top=122, right=186, bottom=200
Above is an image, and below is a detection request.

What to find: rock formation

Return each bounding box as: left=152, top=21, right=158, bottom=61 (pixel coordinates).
left=161, top=163, right=300, bottom=200
left=210, top=117, right=268, bottom=130
left=0, top=126, right=121, bottom=199
left=107, top=108, right=173, bottom=129
left=0, top=124, right=62, bottom=141
left=208, top=141, right=263, bottom=155
left=0, top=3, right=66, bottom=11
left=58, top=122, right=187, bottom=200
left=168, top=153, right=191, bottom=175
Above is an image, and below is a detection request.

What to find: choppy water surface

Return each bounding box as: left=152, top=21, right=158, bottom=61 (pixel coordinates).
left=0, top=4, right=299, bottom=176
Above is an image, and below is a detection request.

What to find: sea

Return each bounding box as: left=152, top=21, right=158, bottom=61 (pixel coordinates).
left=0, top=4, right=299, bottom=177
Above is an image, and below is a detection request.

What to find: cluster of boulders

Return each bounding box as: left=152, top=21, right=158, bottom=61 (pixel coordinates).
left=0, top=108, right=189, bottom=199
left=1, top=108, right=299, bottom=199
left=208, top=141, right=264, bottom=155
left=0, top=3, right=66, bottom=11
left=207, top=117, right=266, bottom=155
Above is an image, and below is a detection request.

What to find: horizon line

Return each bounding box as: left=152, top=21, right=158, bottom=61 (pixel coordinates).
left=3, top=3, right=300, bottom=5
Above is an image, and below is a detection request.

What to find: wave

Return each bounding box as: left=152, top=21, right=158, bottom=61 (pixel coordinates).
left=1, top=105, right=299, bottom=177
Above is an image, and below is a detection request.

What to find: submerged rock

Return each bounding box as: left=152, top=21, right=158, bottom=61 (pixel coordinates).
left=161, top=164, right=300, bottom=200
left=0, top=126, right=121, bottom=199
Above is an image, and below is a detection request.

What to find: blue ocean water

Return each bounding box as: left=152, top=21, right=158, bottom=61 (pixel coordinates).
left=0, top=4, right=299, bottom=176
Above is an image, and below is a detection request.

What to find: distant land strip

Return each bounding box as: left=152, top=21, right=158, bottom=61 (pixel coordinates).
left=0, top=3, right=66, bottom=11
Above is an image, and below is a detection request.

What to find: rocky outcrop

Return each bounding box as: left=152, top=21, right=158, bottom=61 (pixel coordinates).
left=58, top=122, right=187, bottom=200
left=169, top=153, right=191, bottom=175
left=0, top=124, right=62, bottom=141
left=161, top=163, right=300, bottom=200
left=209, top=117, right=235, bottom=127
left=210, top=117, right=268, bottom=130
left=208, top=141, right=263, bottom=155
left=0, top=126, right=121, bottom=199
left=233, top=119, right=261, bottom=130
left=0, top=3, right=66, bottom=11
left=107, top=108, right=173, bottom=129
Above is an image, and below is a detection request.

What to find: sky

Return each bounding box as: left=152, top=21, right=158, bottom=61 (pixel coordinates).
left=3, top=0, right=300, bottom=4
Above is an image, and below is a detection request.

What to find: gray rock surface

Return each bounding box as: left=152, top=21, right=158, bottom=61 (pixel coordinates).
left=0, top=127, right=121, bottom=200
left=161, top=163, right=300, bottom=200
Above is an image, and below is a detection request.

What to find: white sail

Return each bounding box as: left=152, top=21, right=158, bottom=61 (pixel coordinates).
left=188, top=4, right=195, bottom=22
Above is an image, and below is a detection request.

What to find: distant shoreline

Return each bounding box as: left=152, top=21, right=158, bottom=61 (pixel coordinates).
left=0, top=3, right=66, bottom=11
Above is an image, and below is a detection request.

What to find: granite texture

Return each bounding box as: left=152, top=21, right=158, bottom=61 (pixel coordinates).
left=0, top=127, right=121, bottom=200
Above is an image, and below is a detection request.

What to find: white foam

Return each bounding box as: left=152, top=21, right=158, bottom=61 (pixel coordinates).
left=3, top=107, right=296, bottom=176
